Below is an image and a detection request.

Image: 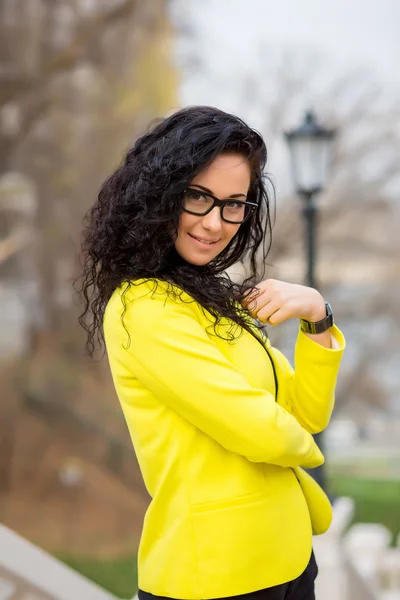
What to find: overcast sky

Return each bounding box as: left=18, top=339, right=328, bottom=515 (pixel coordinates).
left=171, top=0, right=400, bottom=198
left=174, top=0, right=400, bottom=104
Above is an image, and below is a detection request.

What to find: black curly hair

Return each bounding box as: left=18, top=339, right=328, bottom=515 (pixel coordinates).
left=77, top=105, right=274, bottom=355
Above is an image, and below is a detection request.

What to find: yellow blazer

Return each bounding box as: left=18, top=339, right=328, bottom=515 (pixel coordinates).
left=104, top=279, right=345, bottom=599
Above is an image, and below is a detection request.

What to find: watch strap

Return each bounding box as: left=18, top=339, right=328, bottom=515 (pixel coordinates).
left=300, top=302, right=333, bottom=334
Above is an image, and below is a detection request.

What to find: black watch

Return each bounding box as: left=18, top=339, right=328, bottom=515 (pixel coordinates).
left=300, top=302, right=334, bottom=334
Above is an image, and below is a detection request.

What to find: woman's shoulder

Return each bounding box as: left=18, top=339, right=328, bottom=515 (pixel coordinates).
left=105, top=278, right=197, bottom=325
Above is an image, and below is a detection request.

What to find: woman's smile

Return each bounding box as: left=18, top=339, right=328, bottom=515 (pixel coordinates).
left=188, top=233, right=221, bottom=248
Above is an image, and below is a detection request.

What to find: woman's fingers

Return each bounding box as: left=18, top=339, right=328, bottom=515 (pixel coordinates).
left=256, top=300, right=280, bottom=324
left=265, top=308, right=287, bottom=326
left=244, top=289, right=270, bottom=316
left=241, top=287, right=261, bottom=311
left=242, top=282, right=296, bottom=326
left=242, top=279, right=325, bottom=325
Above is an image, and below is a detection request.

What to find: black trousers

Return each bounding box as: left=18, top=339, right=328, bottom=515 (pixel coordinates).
left=138, top=550, right=318, bottom=600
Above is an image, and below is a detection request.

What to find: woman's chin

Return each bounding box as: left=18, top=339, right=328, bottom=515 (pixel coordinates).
left=184, top=254, right=213, bottom=266
left=174, top=244, right=219, bottom=266
left=174, top=249, right=216, bottom=266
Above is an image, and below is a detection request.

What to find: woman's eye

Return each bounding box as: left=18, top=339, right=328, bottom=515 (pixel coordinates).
left=187, top=191, right=206, bottom=201
left=226, top=201, right=242, bottom=209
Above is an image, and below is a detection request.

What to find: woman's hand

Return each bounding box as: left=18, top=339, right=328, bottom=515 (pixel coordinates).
left=242, top=279, right=326, bottom=326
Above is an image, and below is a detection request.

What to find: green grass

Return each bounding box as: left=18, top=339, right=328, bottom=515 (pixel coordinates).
left=58, top=552, right=138, bottom=598
left=328, top=474, right=400, bottom=542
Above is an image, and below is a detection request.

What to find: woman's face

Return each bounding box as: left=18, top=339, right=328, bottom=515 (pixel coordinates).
left=174, top=153, right=251, bottom=266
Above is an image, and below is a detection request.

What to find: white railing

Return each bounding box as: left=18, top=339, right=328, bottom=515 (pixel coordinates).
left=314, top=498, right=400, bottom=600
left=0, top=525, right=121, bottom=600
left=343, top=523, right=400, bottom=600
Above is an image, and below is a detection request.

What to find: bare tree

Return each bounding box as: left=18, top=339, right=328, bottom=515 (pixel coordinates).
left=0, top=0, right=177, bottom=515
left=1, top=0, right=177, bottom=340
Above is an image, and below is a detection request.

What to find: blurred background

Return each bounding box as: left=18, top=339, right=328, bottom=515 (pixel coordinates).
left=0, top=1, right=399, bottom=598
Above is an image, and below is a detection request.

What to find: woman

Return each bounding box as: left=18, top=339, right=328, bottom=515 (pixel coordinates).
left=78, top=106, right=345, bottom=600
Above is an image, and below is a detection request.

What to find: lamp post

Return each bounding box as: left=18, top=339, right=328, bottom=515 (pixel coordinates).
left=285, top=110, right=336, bottom=489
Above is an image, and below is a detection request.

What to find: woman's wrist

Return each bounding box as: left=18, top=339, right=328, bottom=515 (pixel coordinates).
left=301, top=292, right=326, bottom=322
left=302, top=329, right=333, bottom=349
left=300, top=300, right=334, bottom=337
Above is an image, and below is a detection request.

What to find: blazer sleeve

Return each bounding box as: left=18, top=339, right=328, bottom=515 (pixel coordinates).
left=104, top=293, right=324, bottom=469
left=270, top=326, right=345, bottom=435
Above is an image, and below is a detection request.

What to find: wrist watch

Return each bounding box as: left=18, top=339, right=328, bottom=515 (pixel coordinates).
left=300, top=302, right=334, bottom=334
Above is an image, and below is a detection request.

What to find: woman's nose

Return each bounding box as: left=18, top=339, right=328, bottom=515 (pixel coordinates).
left=201, top=206, right=222, bottom=231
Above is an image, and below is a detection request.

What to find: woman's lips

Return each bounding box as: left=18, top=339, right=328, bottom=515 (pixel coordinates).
left=188, top=233, right=219, bottom=248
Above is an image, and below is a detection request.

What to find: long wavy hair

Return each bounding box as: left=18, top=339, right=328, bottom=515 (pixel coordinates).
left=77, top=106, right=274, bottom=355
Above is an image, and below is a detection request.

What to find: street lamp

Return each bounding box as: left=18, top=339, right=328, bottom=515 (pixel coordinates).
left=284, top=110, right=336, bottom=489
left=285, top=110, right=336, bottom=288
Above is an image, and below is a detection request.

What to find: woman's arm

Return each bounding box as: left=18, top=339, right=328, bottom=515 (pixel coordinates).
left=270, top=326, right=345, bottom=434
left=104, top=291, right=324, bottom=470
left=242, top=278, right=345, bottom=433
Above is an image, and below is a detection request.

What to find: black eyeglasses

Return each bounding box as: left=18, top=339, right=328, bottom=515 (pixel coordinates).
left=182, top=188, right=258, bottom=224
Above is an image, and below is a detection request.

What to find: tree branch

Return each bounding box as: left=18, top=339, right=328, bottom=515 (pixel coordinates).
left=0, top=0, right=137, bottom=108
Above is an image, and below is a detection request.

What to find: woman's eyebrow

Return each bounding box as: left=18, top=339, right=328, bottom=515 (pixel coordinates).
left=190, top=184, right=247, bottom=199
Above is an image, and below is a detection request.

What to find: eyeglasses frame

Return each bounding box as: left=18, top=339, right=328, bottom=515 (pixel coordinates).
left=182, top=187, right=258, bottom=224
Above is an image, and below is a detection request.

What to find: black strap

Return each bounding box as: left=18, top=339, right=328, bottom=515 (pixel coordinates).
left=252, top=324, right=279, bottom=402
